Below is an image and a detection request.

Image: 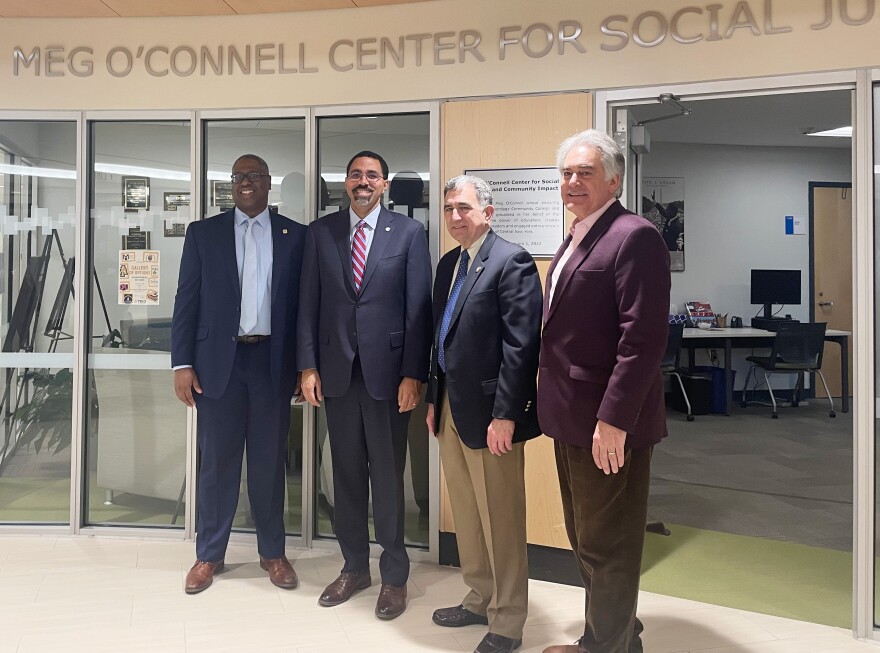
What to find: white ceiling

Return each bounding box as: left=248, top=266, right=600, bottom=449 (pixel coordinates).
left=0, top=0, right=434, bottom=18
left=626, top=90, right=852, bottom=149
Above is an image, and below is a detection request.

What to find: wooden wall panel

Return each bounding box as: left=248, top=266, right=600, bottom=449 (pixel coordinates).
left=439, top=93, right=592, bottom=549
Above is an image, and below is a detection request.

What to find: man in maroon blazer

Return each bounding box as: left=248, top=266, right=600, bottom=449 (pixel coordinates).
left=540, top=130, right=671, bottom=653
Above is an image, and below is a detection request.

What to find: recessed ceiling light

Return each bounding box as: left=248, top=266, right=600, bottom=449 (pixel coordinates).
left=806, top=126, right=852, bottom=138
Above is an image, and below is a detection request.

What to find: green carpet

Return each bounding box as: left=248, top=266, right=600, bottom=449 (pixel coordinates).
left=641, top=524, right=852, bottom=628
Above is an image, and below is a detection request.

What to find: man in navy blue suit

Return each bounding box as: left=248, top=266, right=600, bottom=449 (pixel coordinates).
left=171, top=154, right=306, bottom=594
left=298, top=151, right=432, bottom=620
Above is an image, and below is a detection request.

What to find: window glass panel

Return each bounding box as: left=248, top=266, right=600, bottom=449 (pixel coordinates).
left=0, top=121, right=77, bottom=524
left=85, top=121, right=190, bottom=527
left=315, top=113, right=430, bottom=549
left=202, top=118, right=307, bottom=537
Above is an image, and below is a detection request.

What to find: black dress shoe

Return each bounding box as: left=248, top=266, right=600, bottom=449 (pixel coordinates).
left=432, top=604, right=489, bottom=627
left=474, top=633, right=522, bottom=653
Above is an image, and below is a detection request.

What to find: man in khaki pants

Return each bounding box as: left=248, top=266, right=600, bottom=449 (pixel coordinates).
left=425, top=175, right=543, bottom=653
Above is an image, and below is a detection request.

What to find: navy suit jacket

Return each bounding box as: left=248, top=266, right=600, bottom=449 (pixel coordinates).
left=538, top=200, right=671, bottom=450
left=427, top=230, right=543, bottom=449
left=297, top=206, right=432, bottom=401
left=171, top=209, right=307, bottom=400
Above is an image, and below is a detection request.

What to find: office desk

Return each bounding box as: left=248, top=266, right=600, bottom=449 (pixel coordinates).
left=681, top=327, right=851, bottom=415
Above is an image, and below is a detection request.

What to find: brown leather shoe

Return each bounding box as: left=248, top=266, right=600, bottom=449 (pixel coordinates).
left=318, top=571, right=372, bottom=607
left=185, top=559, right=224, bottom=594
left=260, top=555, right=298, bottom=589
left=375, top=583, right=407, bottom=620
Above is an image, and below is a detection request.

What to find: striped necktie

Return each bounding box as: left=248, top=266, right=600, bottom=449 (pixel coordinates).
left=352, top=220, right=367, bottom=293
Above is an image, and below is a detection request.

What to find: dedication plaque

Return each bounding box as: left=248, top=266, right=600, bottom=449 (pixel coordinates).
left=163, top=192, right=190, bottom=237
left=211, top=180, right=235, bottom=211
left=463, top=167, right=563, bottom=257
left=123, top=176, right=150, bottom=211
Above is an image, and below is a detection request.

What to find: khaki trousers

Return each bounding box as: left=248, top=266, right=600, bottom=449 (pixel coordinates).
left=555, top=441, right=652, bottom=653
left=438, top=396, right=529, bottom=639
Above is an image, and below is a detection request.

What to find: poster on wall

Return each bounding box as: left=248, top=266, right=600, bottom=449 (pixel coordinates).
left=642, top=177, right=685, bottom=271
left=463, top=167, right=563, bottom=257
left=118, top=250, right=160, bottom=305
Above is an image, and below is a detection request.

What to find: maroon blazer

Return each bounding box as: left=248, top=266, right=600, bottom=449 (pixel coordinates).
left=538, top=200, right=671, bottom=450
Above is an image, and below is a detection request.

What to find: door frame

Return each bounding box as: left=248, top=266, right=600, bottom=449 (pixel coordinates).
left=809, top=180, right=853, bottom=400
left=596, top=69, right=876, bottom=641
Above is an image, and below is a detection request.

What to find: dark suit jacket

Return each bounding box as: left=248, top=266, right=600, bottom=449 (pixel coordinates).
left=427, top=230, right=542, bottom=449
left=538, top=200, right=671, bottom=450
left=297, top=206, right=432, bottom=401
left=171, top=209, right=307, bottom=400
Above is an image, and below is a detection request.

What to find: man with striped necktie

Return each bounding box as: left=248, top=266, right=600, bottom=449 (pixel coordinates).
left=298, top=151, right=432, bottom=621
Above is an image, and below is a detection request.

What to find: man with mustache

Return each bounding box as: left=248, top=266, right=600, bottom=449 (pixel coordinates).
left=298, top=151, right=432, bottom=620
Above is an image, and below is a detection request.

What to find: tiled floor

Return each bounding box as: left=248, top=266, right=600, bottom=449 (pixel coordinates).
left=0, top=536, right=876, bottom=653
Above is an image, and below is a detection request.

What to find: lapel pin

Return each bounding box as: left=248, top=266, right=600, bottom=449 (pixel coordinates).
left=282, top=229, right=288, bottom=234
left=385, top=226, right=391, bottom=232
left=475, top=266, right=483, bottom=273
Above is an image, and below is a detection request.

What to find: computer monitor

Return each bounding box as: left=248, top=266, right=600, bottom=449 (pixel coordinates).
left=750, top=269, right=801, bottom=319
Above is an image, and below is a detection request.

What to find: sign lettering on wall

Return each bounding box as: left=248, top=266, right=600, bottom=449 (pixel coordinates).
left=10, top=0, right=874, bottom=79
left=465, top=167, right=563, bottom=257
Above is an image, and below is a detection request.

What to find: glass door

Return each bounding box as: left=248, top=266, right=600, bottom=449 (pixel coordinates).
left=314, top=110, right=433, bottom=551
left=84, top=119, right=191, bottom=528
left=201, top=116, right=307, bottom=538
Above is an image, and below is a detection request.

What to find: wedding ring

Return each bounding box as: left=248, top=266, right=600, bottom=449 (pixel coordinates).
left=608, top=452, right=617, bottom=456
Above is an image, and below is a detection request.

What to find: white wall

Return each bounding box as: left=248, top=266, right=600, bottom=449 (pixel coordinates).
left=642, top=141, right=851, bottom=389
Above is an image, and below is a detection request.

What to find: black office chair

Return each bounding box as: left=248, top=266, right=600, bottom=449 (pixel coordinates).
left=661, top=322, right=693, bottom=422
left=741, top=322, right=836, bottom=419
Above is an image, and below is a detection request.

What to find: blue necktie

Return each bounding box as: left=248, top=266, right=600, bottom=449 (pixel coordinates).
left=240, top=219, right=259, bottom=334
left=438, top=250, right=469, bottom=373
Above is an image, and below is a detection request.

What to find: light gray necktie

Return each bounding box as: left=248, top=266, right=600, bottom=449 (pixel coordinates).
left=240, top=219, right=259, bottom=333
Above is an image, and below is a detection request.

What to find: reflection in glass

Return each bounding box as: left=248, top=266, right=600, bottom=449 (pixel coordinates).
left=85, top=121, right=190, bottom=527
left=0, top=121, right=77, bottom=524
left=315, top=113, right=431, bottom=548
left=203, top=118, right=307, bottom=537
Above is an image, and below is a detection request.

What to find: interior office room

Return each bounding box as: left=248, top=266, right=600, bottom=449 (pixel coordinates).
left=615, top=90, right=855, bottom=627
left=1, top=1, right=880, bottom=651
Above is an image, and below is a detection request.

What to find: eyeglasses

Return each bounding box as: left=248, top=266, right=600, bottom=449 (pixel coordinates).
left=231, top=172, right=270, bottom=183
left=346, top=171, right=384, bottom=183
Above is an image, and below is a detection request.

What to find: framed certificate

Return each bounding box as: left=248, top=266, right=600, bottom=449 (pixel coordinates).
left=211, top=180, right=235, bottom=210
left=122, top=176, right=150, bottom=211
left=163, top=191, right=189, bottom=212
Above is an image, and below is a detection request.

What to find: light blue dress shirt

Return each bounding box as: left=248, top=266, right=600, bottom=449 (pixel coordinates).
left=235, top=207, right=273, bottom=336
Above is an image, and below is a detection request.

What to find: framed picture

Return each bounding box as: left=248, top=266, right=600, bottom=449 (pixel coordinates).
left=211, top=180, right=234, bottom=211
left=122, top=176, right=150, bottom=211
left=122, top=227, right=151, bottom=250
left=163, top=192, right=189, bottom=212
left=163, top=192, right=190, bottom=237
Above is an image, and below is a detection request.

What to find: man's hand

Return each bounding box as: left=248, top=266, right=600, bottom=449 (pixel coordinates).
left=174, top=368, right=202, bottom=408
left=425, top=403, right=436, bottom=437
left=398, top=377, right=422, bottom=413
left=293, top=372, right=305, bottom=404
left=301, top=368, right=323, bottom=407
left=487, top=418, right=515, bottom=456
left=592, top=419, right=627, bottom=474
